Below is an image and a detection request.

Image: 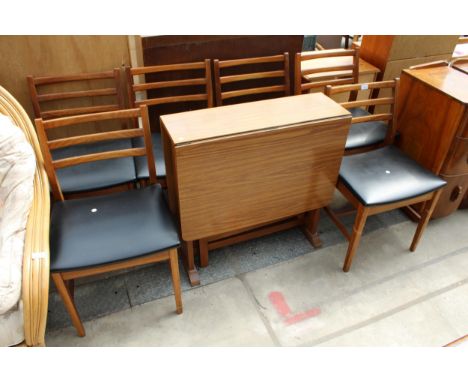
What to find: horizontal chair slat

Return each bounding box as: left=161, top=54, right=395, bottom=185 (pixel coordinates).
left=33, top=71, right=115, bottom=85
left=42, top=108, right=141, bottom=129
left=135, top=94, right=207, bottom=106
left=222, top=85, right=286, bottom=100
left=352, top=113, right=393, bottom=124
left=341, top=97, right=395, bottom=109
left=41, top=105, right=120, bottom=120
left=49, top=129, right=144, bottom=149
left=37, top=88, right=117, bottom=102
left=131, top=62, right=206, bottom=75
left=326, top=80, right=396, bottom=95
left=300, top=49, right=355, bottom=60
left=219, top=55, right=285, bottom=68
left=302, top=78, right=353, bottom=90
left=302, top=65, right=355, bottom=76
left=133, top=78, right=207, bottom=92
left=220, top=70, right=285, bottom=84
left=53, top=148, right=146, bottom=169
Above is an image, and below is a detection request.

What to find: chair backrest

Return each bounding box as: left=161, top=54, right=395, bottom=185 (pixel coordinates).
left=126, top=60, right=213, bottom=130
left=126, top=60, right=213, bottom=108
left=35, top=106, right=156, bottom=201
left=213, top=53, right=290, bottom=106
left=294, top=48, right=360, bottom=97
left=27, top=69, right=125, bottom=120
left=325, top=79, right=400, bottom=145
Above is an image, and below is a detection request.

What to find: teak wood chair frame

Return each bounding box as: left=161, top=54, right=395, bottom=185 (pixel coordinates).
left=126, top=60, right=214, bottom=110
left=213, top=53, right=290, bottom=106
left=126, top=60, right=214, bottom=188
left=323, top=79, right=444, bottom=272
left=294, top=48, right=360, bottom=100
left=325, top=79, right=398, bottom=155
left=27, top=69, right=136, bottom=198
left=35, top=106, right=182, bottom=337
left=27, top=69, right=126, bottom=120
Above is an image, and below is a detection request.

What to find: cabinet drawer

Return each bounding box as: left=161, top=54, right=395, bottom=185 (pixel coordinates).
left=442, top=137, right=468, bottom=175
left=432, top=174, right=468, bottom=218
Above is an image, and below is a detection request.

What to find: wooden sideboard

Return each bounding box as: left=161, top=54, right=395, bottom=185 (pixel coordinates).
left=360, top=35, right=460, bottom=114
left=161, top=93, right=351, bottom=285
left=397, top=65, right=468, bottom=218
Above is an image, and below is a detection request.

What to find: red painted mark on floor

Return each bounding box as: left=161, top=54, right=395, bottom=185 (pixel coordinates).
left=268, top=291, right=320, bottom=326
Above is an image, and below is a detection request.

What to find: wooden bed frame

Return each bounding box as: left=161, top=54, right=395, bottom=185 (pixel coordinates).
left=0, top=85, right=50, bottom=346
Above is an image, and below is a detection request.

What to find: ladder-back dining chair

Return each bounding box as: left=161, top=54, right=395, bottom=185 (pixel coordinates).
left=323, top=79, right=447, bottom=272
left=35, top=106, right=182, bottom=337
left=27, top=69, right=136, bottom=197
left=126, top=60, right=213, bottom=187
left=325, top=80, right=398, bottom=155
left=213, top=53, right=290, bottom=106
left=294, top=48, right=360, bottom=100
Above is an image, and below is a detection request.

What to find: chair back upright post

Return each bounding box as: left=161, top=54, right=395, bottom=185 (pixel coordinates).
left=35, top=106, right=156, bottom=201
left=325, top=79, right=400, bottom=145
left=295, top=48, right=360, bottom=101
left=213, top=53, right=290, bottom=106
left=27, top=69, right=125, bottom=120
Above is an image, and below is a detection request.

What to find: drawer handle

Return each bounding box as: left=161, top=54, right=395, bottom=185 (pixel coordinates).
left=450, top=186, right=463, bottom=202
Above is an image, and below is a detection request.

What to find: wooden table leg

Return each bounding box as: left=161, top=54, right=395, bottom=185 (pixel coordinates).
left=181, top=240, right=200, bottom=286
left=199, top=239, right=209, bottom=268
left=303, top=209, right=323, bottom=248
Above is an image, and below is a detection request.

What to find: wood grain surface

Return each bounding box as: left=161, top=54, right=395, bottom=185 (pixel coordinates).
left=162, top=92, right=351, bottom=240
left=161, top=92, right=349, bottom=145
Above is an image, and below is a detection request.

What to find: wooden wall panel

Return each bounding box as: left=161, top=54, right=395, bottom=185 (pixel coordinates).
left=0, top=36, right=131, bottom=137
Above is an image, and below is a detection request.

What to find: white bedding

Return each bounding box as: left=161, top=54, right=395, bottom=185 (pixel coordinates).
left=0, top=114, right=36, bottom=346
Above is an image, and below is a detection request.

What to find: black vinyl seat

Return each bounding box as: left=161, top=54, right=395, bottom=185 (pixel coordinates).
left=53, top=139, right=137, bottom=193
left=324, top=79, right=447, bottom=273
left=339, top=145, right=447, bottom=206
left=132, top=132, right=166, bottom=180
left=50, top=184, right=180, bottom=272
left=37, top=106, right=183, bottom=337
left=346, top=107, right=389, bottom=150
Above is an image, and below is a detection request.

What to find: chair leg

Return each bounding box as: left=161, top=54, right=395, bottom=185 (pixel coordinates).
left=343, top=205, right=369, bottom=272
left=168, top=248, right=183, bottom=314
left=410, top=189, right=443, bottom=252
left=199, top=239, right=209, bottom=267
left=65, top=279, right=75, bottom=298
left=51, top=273, right=85, bottom=337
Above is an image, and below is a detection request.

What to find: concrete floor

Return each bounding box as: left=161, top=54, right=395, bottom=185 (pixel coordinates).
left=46, top=210, right=468, bottom=346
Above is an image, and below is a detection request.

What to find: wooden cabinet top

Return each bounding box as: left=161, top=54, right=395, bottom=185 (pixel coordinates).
left=453, top=60, right=468, bottom=75
left=161, top=92, right=350, bottom=145
left=403, top=66, right=468, bottom=105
